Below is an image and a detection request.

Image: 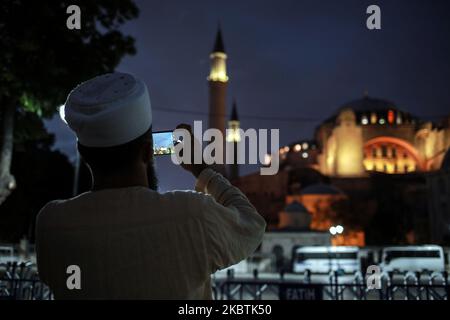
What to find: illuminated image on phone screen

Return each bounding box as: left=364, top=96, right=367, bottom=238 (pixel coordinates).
left=153, top=131, right=175, bottom=155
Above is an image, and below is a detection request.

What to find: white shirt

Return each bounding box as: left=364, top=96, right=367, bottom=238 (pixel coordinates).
left=35, top=169, right=266, bottom=299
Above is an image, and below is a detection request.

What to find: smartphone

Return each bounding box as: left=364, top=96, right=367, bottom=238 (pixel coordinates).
left=152, top=130, right=175, bottom=156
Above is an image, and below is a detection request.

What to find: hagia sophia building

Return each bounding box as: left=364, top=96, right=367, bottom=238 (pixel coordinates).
left=206, top=27, right=450, bottom=247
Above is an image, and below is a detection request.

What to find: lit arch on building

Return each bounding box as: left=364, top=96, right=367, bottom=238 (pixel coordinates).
left=363, top=136, right=425, bottom=173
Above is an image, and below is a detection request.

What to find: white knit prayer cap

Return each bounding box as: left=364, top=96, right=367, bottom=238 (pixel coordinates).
left=61, top=72, right=152, bottom=147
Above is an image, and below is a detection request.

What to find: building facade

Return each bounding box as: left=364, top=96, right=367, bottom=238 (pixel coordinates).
left=285, top=95, right=450, bottom=177
left=203, top=29, right=450, bottom=245
left=236, top=95, right=450, bottom=245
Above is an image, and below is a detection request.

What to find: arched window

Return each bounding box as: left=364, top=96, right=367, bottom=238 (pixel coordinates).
left=381, top=145, right=387, bottom=157
left=363, top=137, right=424, bottom=173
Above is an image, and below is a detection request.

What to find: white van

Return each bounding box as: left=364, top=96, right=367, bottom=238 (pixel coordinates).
left=292, top=246, right=360, bottom=274
left=380, top=245, right=445, bottom=273
left=0, top=245, right=14, bottom=264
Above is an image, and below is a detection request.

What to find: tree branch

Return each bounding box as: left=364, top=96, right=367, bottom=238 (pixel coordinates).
left=0, top=102, right=17, bottom=205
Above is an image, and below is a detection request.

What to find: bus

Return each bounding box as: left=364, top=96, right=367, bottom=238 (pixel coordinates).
left=0, top=245, right=14, bottom=264
left=379, top=245, right=445, bottom=273
left=292, top=246, right=360, bottom=274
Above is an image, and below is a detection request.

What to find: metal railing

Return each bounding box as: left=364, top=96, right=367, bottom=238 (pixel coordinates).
left=1, top=262, right=448, bottom=300
left=212, top=269, right=450, bottom=300
left=0, top=262, right=52, bottom=300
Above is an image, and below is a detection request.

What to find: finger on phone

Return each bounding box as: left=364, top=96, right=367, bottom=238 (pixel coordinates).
left=176, top=123, right=192, bottom=133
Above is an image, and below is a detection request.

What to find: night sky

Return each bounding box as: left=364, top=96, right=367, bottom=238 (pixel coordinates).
left=45, top=0, right=450, bottom=192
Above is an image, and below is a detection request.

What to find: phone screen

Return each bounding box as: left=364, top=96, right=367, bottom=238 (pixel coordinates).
left=153, top=131, right=175, bottom=155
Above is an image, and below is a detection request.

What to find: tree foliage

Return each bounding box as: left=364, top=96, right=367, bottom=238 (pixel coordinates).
left=0, top=0, right=139, bottom=204
left=0, top=0, right=138, bottom=116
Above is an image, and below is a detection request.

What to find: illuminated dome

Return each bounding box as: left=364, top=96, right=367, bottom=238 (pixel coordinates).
left=342, top=96, right=396, bottom=112
left=325, top=95, right=418, bottom=125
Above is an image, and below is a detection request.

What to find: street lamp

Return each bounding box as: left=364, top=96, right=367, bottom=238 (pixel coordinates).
left=329, top=226, right=337, bottom=235
left=330, top=225, right=344, bottom=246
left=329, top=225, right=344, bottom=235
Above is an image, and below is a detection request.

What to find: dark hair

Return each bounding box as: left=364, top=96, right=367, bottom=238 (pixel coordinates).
left=78, top=127, right=153, bottom=175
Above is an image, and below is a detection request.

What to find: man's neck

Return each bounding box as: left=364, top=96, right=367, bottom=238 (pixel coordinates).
left=92, top=169, right=148, bottom=191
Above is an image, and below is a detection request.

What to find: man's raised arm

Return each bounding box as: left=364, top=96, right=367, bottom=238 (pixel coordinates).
left=194, top=168, right=266, bottom=273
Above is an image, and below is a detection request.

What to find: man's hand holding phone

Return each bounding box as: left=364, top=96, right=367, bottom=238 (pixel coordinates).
left=175, top=123, right=209, bottom=178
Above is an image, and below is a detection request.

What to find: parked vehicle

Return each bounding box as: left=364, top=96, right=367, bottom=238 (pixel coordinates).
left=292, top=246, right=360, bottom=274
left=0, top=245, right=14, bottom=264
left=379, top=245, right=445, bottom=273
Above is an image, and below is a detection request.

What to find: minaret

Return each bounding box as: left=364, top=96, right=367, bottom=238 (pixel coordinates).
left=208, top=26, right=228, bottom=136
left=227, top=99, right=240, bottom=180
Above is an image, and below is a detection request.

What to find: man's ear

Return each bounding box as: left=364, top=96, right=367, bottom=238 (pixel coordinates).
left=141, top=141, right=153, bottom=164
